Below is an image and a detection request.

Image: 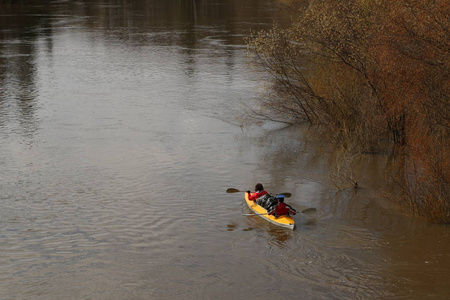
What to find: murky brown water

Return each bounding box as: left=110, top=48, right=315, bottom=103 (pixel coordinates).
left=1, top=1, right=449, bottom=299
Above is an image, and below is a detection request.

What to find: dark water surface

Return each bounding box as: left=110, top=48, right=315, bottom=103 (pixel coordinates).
left=1, top=1, right=449, bottom=299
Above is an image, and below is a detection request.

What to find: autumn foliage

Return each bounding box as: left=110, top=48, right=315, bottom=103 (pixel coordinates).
left=247, top=0, right=449, bottom=222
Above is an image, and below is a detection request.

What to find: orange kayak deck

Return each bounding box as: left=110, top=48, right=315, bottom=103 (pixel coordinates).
left=245, top=193, right=295, bottom=230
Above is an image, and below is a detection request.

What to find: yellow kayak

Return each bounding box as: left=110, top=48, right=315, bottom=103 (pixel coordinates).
left=245, top=192, right=295, bottom=230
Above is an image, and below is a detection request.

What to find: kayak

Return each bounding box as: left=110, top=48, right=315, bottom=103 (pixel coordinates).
left=245, top=192, right=295, bottom=230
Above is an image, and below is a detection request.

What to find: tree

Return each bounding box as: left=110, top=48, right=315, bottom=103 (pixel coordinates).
left=247, top=0, right=449, bottom=222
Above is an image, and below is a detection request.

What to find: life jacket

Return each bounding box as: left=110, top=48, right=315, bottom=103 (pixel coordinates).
left=273, top=203, right=289, bottom=216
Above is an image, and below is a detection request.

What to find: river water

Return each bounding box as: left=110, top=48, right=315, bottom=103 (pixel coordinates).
left=1, top=1, right=449, bottom=299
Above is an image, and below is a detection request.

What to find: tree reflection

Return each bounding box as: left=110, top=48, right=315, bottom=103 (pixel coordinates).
left=0, top=3, right=54, bottom=137
left=0, top=0, right=287, bottom=138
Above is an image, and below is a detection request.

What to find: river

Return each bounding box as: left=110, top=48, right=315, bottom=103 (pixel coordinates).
left=1, top=1, right=449, bottom=299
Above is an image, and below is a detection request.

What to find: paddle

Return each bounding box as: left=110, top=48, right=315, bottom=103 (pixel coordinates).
left=226, top=188, right=292, bottom=198
left=242, top=207, right=317, bottom=216
left=242, top=213, right=268, bottom=216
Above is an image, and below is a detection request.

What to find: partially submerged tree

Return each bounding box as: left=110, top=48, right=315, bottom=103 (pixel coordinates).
left=247, top=0, right=449, bottom=222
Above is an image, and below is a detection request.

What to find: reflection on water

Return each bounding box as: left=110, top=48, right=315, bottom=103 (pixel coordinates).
left=1, top=1, right=450, bottom=299
left=0, top=0, right=282, bottom=137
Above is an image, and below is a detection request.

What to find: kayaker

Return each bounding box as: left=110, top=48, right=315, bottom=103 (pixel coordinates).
left=246, top=183, right=268, bottom=202
left=268, top=195, right=297, bottom=217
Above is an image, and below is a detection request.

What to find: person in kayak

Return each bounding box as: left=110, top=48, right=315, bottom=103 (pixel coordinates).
left=246, top=183, right=268, bottom=202
left=268, top=195, right=297, bottom=217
